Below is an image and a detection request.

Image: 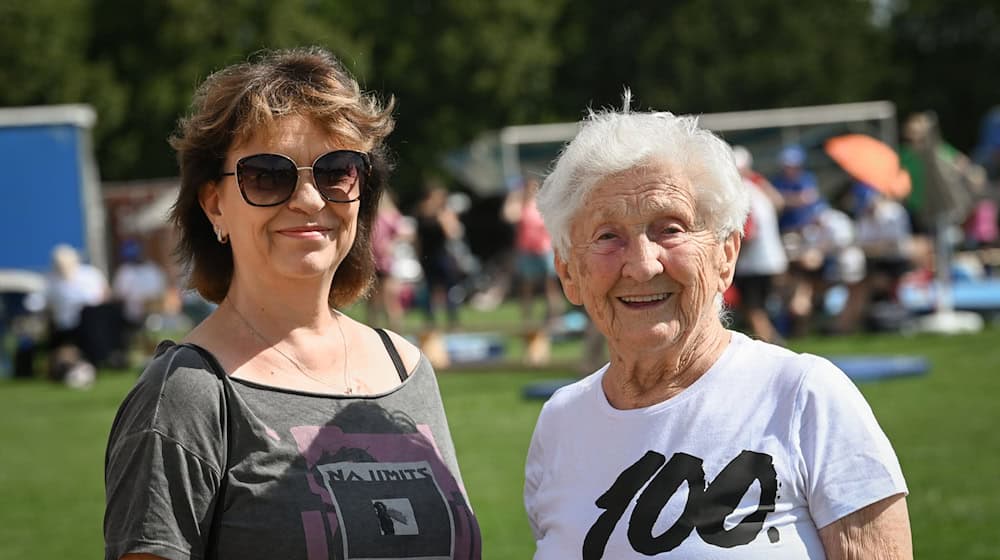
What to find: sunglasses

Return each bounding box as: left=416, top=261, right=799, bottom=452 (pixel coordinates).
left=220, top=150, right=371, bottom=207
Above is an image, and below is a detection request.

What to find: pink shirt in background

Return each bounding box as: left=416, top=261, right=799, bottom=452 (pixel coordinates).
left=516, top=200, right=552, bottom=255
left=373, top=209, right=403, bottom=274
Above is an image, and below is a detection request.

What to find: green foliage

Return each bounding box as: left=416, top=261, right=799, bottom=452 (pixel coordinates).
left=355, top=0, right=567, bottom=194
left=551, top=0, right=888, bottom=114
left=0, top=0, right=129, bottom=164
left=0, top=0, right=995, bottom=192
left=889, top=0, right=1000, bottom=149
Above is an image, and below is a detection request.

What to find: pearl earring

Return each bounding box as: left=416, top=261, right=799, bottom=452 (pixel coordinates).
left=215, top=225, right=229, bottom=244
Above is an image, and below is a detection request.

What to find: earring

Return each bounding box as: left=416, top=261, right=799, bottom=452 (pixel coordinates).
left=214, top=225, right=229, bottom=244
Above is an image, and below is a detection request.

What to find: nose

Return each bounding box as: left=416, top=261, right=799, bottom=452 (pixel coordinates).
left=621, top=234, right=664, bottom=282
left=286, top=167, right=326, bottom=213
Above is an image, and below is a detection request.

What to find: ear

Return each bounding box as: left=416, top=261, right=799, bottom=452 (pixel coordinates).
left=554, top=252, right=582, bottom=306
left=717, top=230, right=741, bottom=294
left=198, top=181, right=224, bottom=228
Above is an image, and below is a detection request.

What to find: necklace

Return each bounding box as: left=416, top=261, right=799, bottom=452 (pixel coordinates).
left=228, top=300, right=352, bottom=394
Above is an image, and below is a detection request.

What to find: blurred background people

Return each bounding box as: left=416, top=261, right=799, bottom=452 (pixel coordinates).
left=43, top=244, right=108, bottom=385
left=508, top=177, right=563, bottom=329
left=899, top=110, right=995, bottom=266
left=899, top=111, right=987, bottom=236
left=415, top=183, right=465, bottom=329
left=833, top=183, right=916, bottom=333
left=782, top=204, right=865, bottom=337
left=973, top=106, right=1000, bottom=188
left=0, top=270, right=47, bottom=379
left=731, top=146, right=788, bottom=344
left=772, top=144, right=824, bottom=234
left=111, top=238, right=167, bottom=363
left=367, top=192, right=413, bottom=331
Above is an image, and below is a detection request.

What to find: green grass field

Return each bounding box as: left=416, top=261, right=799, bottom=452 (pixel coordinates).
left=1, top=318, right=998, bottom=558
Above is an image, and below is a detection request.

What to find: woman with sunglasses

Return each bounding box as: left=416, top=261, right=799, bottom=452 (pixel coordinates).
left=104, top=47, right=481, bottom=560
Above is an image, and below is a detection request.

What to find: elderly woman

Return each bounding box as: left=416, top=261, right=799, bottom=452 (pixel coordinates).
left=524, top=103, right=910, bottom=559
left=104, top=48, right=480, bottom=560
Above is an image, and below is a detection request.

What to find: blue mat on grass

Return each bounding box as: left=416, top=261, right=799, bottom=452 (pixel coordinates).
left=898, top=279, right=1000, bottom=313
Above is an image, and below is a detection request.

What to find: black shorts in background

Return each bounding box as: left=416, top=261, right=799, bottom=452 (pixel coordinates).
left=734, top=275, right=774, bottom=310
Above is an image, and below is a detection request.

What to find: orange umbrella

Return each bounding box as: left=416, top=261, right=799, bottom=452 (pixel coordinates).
left=824, top=134, right=912, bottom=199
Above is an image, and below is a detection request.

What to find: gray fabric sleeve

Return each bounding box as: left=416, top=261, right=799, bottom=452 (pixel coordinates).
left=104, top=344, right=227, bottom=560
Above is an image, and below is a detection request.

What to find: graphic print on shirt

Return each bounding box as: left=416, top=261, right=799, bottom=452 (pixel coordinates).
left=291, top=416, right=480, bottom=560
left=315, top=460, right=451, bottom=556
left=583, top=449, right=779, bottom=559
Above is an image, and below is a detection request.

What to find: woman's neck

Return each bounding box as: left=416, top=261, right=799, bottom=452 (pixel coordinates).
left=224, top=273, right=337, bottom=336
left=603, top=322, right=731, bottom=410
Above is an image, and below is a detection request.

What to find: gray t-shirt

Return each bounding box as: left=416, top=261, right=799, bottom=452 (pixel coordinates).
left=105, top=339, right=481, bottom=560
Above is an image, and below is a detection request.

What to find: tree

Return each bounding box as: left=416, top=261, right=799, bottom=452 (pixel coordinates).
left=0, top=0, right=127, bottom=164
left=888, top=0, right=1000, bottom=150
left=353, top=0, right=567, bottom=198
left=86, top=0, right=366, bottom=179
left=3, top=0, right=993, bottom=192
left=551, top=0, right=889, bottom=116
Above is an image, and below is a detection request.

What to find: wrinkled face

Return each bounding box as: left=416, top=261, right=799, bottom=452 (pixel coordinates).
left=200, top=115, right=367, bottom=290
left=555, top=160, right=740, bottom=355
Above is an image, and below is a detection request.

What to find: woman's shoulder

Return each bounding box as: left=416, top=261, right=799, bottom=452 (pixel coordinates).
left=115, top=341, right=228, bottom=436
left=140, top=340, right=227, bottom=392
left=538, top=367, right=606, bottom=415
left=729, top=331, right=841, bottom=386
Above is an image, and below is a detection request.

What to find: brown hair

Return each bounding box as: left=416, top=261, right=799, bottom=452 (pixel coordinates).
left=169, top=47, right=395, bottom=307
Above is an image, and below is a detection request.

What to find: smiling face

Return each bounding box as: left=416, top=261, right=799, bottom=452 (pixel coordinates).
left=555, top=158, right=740, bottom=357
left=200, top=115, right=368, bottom=294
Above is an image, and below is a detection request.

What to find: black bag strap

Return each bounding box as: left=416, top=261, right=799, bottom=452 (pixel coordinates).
left=375, top=328, right=409, bottom=382
left=176, top=342, right=232, bottom=560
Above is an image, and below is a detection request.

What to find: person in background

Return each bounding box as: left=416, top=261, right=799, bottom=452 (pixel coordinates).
left=414, top=184, right=464, bottom=329
left=974, top=107, right=1000, bottom=182
left=525, top=101, right=910, bottom=558
left=111, top=238, right=167, bottom=361
left=899, top=111, right=989, bottom=238
left=771, top=144, right=824, bottom=234
left=731, top=145, right=788, bottom=344
left=783, top=203, right=865, bottom=337
left=104, top=47, right=480, bottom=560
left=508, top=176, right=564, bottom=328
left=367, top=191, right=412, bottom=331
left=833, top=183, right=915, bottom=333
left=44, top=243, right=107, bottom=383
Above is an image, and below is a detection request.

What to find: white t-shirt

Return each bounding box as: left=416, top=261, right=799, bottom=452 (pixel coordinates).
left=856, top=200, right=912, bottom=259
left=736, top=180, right=788, bottom=277
left=524, top=331, right=907, bottom=559
left=46, top=264, right=107, bottom=330
left=112, top=261, right=167, bottom=323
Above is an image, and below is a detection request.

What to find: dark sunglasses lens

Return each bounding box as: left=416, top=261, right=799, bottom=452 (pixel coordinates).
left=313, top=151, right=367, bottom=201
left=237, top=154, right=297, bottom=205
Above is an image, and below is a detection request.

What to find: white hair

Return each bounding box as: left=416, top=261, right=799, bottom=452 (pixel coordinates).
left=51, top=244, right=81, bottom=279
left=537, top=92, right=750, bottom=258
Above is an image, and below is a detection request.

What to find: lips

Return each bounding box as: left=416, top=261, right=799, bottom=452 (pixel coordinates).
left=278, top=225, right=330, bottom=233
left=276, top=225, right=332, bottom=239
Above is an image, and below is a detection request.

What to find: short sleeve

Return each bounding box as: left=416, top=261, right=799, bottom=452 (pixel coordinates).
left=793, top=358, right=908, bottom=528
left=524, top=404, right=550, bottom=541
left=104, top=344, right=228, bottom=560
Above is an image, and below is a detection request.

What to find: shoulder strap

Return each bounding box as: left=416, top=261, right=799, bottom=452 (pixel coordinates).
left=375, top=328, right=409, bottom=382
left=175, top=343, right=231, bottom=559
